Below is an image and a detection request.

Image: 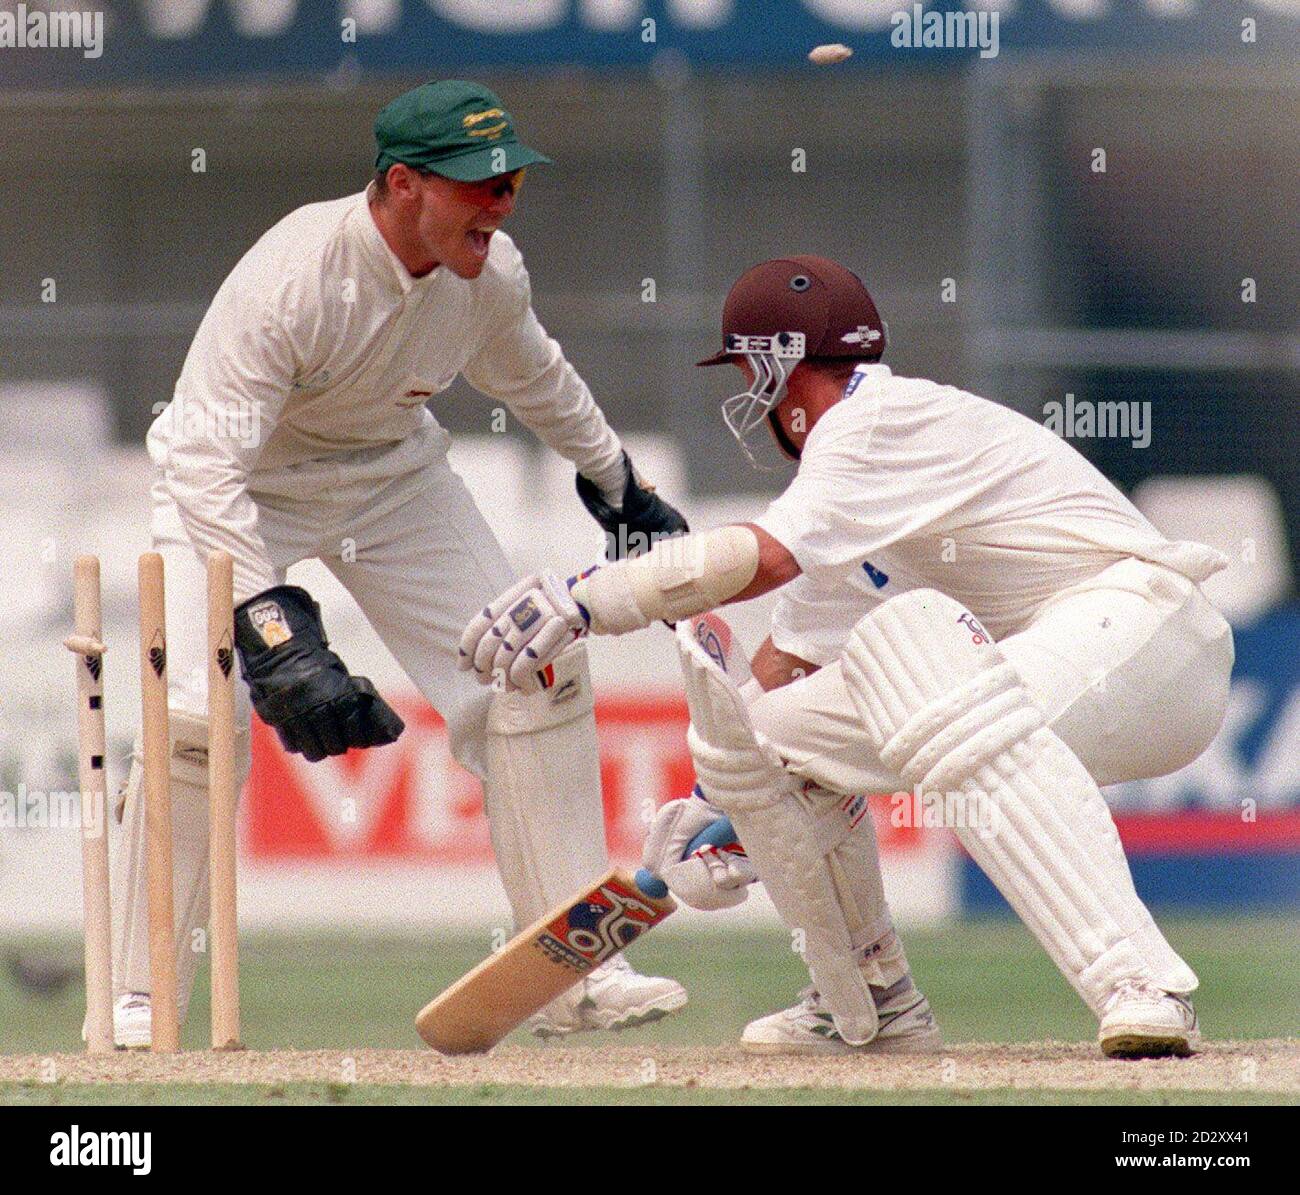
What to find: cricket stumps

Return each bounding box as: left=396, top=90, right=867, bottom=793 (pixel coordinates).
left=67, top=550, right=241, bottom=1053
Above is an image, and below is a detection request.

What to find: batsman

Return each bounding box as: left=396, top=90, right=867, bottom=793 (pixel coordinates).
left=461, top=256, right=1235, bottom=1058
left=107, top=80, right=689, bottom=1046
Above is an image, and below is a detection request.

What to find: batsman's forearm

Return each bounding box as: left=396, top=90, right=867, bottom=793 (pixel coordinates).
left=571, top=525, right=760, bottom=634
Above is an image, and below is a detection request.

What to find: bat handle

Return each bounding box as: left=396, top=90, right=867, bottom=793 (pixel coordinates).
left=634, top=868, right=668, bottom=898
left=635, top=815, right=738, bottom=901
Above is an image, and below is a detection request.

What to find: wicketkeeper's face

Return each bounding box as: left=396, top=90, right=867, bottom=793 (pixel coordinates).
left=410, top=169, right=523, bottom=279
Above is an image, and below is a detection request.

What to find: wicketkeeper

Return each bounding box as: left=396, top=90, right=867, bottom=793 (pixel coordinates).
left=107, top=80, right=689, bottom=1046
left=460, top=255, right=1234, bottom=1058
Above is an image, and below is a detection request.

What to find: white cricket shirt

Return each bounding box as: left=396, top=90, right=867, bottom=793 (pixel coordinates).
left=147, top=185, right=624, bottom=596
left=755, top=364, right=1227, bottom=665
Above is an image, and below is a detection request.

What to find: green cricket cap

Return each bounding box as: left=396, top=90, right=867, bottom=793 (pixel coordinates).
left=374, top=80, right=551, bottom=181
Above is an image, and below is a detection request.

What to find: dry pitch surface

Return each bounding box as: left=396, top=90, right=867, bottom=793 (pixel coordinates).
left=4, top=922, right=1294, bottom=1102
left=2, top=1040, right=1296, bottom=1097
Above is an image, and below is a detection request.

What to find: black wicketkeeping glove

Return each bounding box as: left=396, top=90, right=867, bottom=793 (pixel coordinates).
left=234, top=585, right=405, bottom=763
left=576, top=450, right=689, bottom=560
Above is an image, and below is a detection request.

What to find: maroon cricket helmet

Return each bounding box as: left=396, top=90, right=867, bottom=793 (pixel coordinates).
left=697, top=255, right=886, bottom=367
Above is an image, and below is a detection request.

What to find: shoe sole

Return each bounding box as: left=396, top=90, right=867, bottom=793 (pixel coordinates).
left=82, top=1023, right=150, bottom=1050
left=1100, top=1029, right=1198, bottom=1059
left=80, top=1034, right=142, bottom=1052
left=741, top=1027, right=944, bottom=1056
left=101, top=1024, right=151, bottom=1050
left=530, top=989, right=689, bottom=1039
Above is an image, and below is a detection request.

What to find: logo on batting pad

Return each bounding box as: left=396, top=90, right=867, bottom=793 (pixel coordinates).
left=534, top=879, right=670, bottom=974
left=692, top=611, right=734, bottom=671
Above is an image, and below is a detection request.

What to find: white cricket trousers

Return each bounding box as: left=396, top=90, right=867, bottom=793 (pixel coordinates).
left=111, top=426, right=608, bottom=1010
left=750, top=557, right=1235, bottom=796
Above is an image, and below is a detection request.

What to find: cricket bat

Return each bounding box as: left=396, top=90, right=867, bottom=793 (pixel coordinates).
left=416, top=868, right=676, bottom=1054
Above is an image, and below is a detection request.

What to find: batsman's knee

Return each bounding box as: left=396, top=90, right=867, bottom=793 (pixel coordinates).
left=486, top=642, right=595, bottom=736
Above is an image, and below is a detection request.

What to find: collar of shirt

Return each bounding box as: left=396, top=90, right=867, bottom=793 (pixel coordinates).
left=844, top=361, right=892, bottom=399
left=355, top=182, right=443, bottom=298
left=797, top=361, right=892, bottom=454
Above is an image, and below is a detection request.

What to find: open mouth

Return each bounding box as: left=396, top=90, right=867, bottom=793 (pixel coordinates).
left=466, top=227, right=494, bottom=259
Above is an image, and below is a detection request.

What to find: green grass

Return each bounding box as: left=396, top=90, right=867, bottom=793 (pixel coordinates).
left=3, top=916, right=1294, bottom=1054
left=2, top=916, right=1295, bottom=1106
left=2, top=1082, right=1292, bottom=1107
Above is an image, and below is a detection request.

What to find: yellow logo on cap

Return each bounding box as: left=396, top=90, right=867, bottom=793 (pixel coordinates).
left=463, top=108, right=507, bottom=139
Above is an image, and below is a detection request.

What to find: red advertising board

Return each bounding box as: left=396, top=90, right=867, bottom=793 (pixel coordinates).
left=245, top=694, right=927, bottom=864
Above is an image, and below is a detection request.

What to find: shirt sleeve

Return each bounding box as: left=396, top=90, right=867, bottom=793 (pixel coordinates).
left=461, top=240, right=624, bottom=494
left=769, top=576, right=868, bottom=667
left=753, top=396, right=986, bottom=582
left=156, top=282, right=298, bottom=601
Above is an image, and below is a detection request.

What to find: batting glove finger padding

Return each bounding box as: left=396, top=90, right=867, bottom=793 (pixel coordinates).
left=508, top=616, right=576, bottom=690
left=460, top=574, right=535, bottom=675
left=642, top=793, right=754, bottom=910
left=460, top=571, right=588, bottom=691
left=638, top=797, right=753, bottom=908
left=660, top=840, right=753, bottom=910
left=641, top=790, right=718, bottom=876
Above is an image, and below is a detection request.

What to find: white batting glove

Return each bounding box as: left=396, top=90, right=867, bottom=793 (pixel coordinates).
left=458, top=571, right=590, bottom=693
left=642, top=789, right=755, bottom=911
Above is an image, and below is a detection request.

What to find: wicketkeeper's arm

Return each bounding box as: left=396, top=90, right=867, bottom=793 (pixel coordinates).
left=160, top=290, right=301, bottom=601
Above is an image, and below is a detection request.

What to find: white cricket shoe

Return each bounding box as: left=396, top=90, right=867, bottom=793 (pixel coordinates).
left=113, top=992, right=153, bottom=1049
left=741, top=978, right=942, bottom=1055
left=1098, top=980, right=1199, bottom=1058
left=82, top=992, right=152, bottom=1050
left=528, top=955, right=687, bottom=1038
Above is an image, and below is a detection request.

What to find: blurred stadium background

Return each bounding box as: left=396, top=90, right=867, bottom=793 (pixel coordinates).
left=0, top=2, right=1296, bottom=1054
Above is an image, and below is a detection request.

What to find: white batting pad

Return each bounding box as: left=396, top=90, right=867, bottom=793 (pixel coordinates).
left=683, top=610, right=754, bottom=689
left=483, top=644, right=608, bottom=925
left=841, top=589, right=1196, bottom=1012
left=677, top=623, right=879, bottom=1043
